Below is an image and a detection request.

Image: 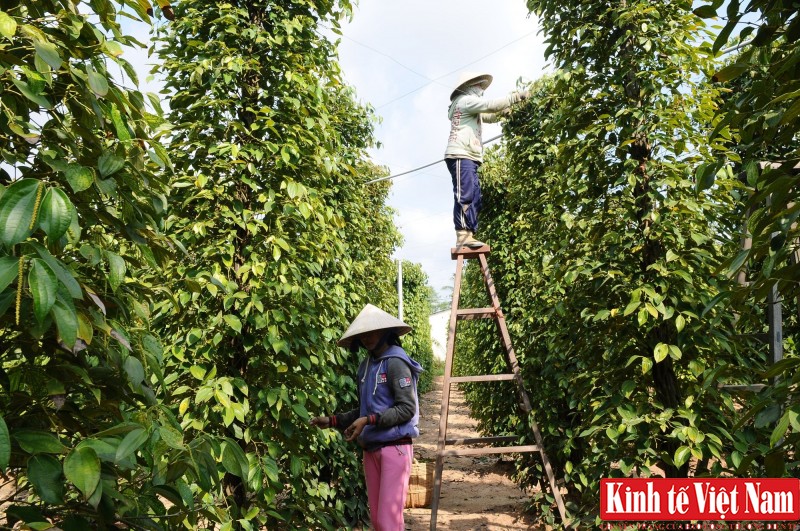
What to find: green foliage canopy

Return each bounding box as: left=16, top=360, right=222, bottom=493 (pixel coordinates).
left=455, top=2, right=770, bottom=526
left=0, top=0, right=193, bottom=528
left=152, top=0, right=408, bottom=527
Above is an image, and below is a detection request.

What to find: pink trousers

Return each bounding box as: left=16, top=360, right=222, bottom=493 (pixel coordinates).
left=363, top=444, right=413, bottom=531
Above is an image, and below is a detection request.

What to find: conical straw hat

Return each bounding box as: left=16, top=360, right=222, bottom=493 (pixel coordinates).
left=450, top=71, right=493, bottom=101
left=337, top=304, right=412, bottom=348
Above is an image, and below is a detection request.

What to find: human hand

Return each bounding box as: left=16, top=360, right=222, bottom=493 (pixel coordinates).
left=310, top=416, right=330, bottom=429
left=517, top=89, right=531, bottom=101
left=344, top=417, right=368, bottom=442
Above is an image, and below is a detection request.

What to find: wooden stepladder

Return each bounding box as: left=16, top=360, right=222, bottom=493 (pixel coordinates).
left=429, top=245, right=569, bottom=530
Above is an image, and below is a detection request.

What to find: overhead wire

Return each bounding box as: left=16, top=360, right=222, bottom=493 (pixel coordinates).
left=365, top=133, right=503, bottom=185
left=320, top=23, right=538, bottom=109
left=375, top=30, right=538, bottom=110
left=318, top=24, right=445, bottom=87
left=367, top=35, right=757, bottom=187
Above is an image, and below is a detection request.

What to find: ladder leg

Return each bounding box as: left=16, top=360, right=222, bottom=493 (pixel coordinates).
left=430, top=255, right=465, bottom=530
left=429, top=453, right=445, bottom=531
left=477, top=254, right=570, bottom=527
left=529, top=419, right=569, bottom=525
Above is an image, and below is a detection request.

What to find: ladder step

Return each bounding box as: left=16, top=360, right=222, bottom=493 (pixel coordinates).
left=449, top=374, right=515, bottom=383
left=456, top=308, right=496, bottom=320
left=445, top=436, right=518, bottom=446
left=450, top=245, right=491, bottom=259
left=440, top=444, right=540, bottom=457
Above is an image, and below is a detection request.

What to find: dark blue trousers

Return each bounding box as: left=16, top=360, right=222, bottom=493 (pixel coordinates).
left=446, top=158, right=482, bottom=233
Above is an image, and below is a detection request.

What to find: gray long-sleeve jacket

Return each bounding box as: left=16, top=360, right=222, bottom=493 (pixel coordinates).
left=445, top=89, right=525, bottom=163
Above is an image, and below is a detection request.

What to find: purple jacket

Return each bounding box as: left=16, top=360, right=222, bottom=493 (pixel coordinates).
left=334, top=345, right=423, bottom=451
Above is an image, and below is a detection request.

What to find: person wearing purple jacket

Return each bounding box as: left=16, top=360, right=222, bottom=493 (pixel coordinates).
left=311, top=304, right=423, bottom=531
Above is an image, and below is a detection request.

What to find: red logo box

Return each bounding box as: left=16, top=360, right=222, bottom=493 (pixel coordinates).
left=601, top=478, right=800, bottom=521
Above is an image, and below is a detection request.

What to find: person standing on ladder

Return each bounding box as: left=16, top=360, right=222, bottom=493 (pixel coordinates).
left=311, top=304, right=423, bottom=531
left=445, top=72, right=528, bottom=248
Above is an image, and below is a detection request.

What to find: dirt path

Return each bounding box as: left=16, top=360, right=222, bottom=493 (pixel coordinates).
left=404, top=376, right=545, bottom=530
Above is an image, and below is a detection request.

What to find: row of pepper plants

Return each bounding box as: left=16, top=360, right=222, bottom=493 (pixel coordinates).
left=455, top=0, right=799, bottom=528
left=0, top=0, right=435, bottom=529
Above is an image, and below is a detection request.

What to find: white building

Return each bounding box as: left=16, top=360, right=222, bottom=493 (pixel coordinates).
left=428, top=309, right=450, bottom=362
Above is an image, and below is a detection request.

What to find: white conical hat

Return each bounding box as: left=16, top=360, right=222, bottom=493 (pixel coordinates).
left=337, top=303, right=412, bottom=348
left=450, top=71, right=493, bottom=100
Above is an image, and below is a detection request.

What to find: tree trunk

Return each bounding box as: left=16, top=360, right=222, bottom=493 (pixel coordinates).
left=624, top=32, right=687, bottom=479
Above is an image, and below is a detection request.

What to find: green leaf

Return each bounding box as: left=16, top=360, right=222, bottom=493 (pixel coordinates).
left=0, top=179, right=39, bottom=246
left=76, top=439, right=116, bottom=462
left=142, top=333, right=163, bottom=356
left=755, top=404, right=781, bottom=428
left=0, top=415, right=10, bottom=470
left=675, top=314, right=686, bottom=332
left=51, top=293, right=78, bottom=348
left=641, top=357, right=653, bottom=374
left=159, top=426, right=184, bottom=450
left=30, top=243, right=82, bottom=299
left=98, top=151, right=125, bottom=177
left=622, top=301, right=642, bottom=317
left=115, top=428, right=148, bottom=463
left=28, top=258, right=58, bottom=323
left=106, top=251, right=126, bottom=291
left=712, top=20, right=737, bottom=54
left=291, top=403, right=309, bottom=420
left=724, top=249, right=749, bottom=277
left=63, top=447, right=101, bottom=498
left=109, top=105, right=132, bottom=142
left=653, top=343, right=669, bottom=363
left=701, top=291, right=731, bottom=317
left=789, top=410, right=800, bottom=432
left=87, top=67, right=109, bottom=97
left=224, top=314, right=242, bottom=333
left=668, top=344, right=682, bottom=360
left=290, top=455, right=302, bottom=477
left=674, top=446, right=691, bottom=468
left=695, top=162, right=717, bottom=192
left=621, top=380, right=636, bottom=398
left=770, top=410, right=791, bottom=447
left=38, top=188, right=74, bottom=241
left=28, top=455, right=64, bottom=504
left=778, top=97, right=800, bottom=127
left=65, top=164, right=94, bottom=193
left=711, top=63, right=749, bottom=83
left=221, top=441, right=245, bottom=478
left=13, top=430, right=66, bottom=454
left=263, top=456, right=279, bottom=484
left=0, top=11, right=18, bottom=40
left=33, top=39, right=62, bottom=70
left=11, top=77, right=52, bottom=109
left=693, top=5, right=718, bottom=17
left=123, top=356, right=145, bottom=386
left=0, top=256, right=20, bottom=293
left=189, top=365, right=206, bottom=380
